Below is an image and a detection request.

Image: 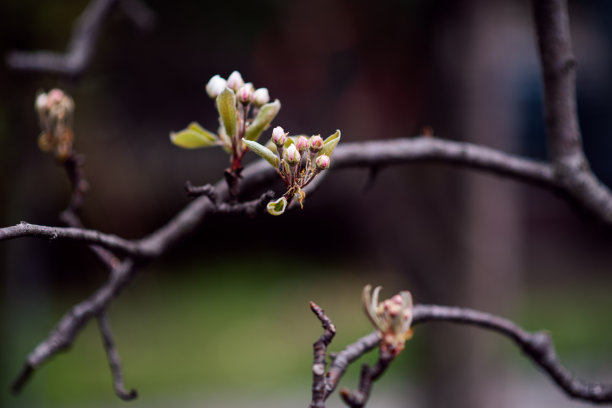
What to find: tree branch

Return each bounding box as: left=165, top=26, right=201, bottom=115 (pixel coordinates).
left=0, top=137, right=560, bottom=255
left=339, top=349, right=394, bottom=408
left=5, top=0, right=154, bottom=77
left=97, top=311, right=137, bottom=400
left=309, top=301, right=336, bottom=408
left=318, top=304, right=612, bottom=407
left=11, top=259, right=135, bottom=394
left=533, top=0, right=612, bottom=224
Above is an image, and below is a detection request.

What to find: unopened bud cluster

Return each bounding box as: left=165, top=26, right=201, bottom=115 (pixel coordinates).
left=172, top=70, right=280, bottom=174
left=205, top=71, right=270, bottom=106
left=362, top=285, right=413, bottom=356
left=35, top=89, right=75, bottom=160
left=243, top=126, right=340, bottom=215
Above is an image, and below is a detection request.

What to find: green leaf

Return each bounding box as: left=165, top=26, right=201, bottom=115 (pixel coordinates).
left=216, top=88, right=237, bottom=139
left=242, top=138, right=280, bottom=167
left=170, top=124, right=218, bottom=149
left=267, top=197, right=287, bottom=216
left=244, top=99, right=281, bottom=141
left=318, top=129, right=341, bottom=158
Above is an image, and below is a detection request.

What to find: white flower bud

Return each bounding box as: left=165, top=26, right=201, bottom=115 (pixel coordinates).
left=226, top=71, right=245, bottom=91
left=296, top=136, right=309, bottom=152
left=253, top=88, right=270, bottom=105
left=206, top=75, right=227, bottom=98
left=35, top=92, right=48, bottom=112
left=315, top=154, right=330, bottom=170
left=272, top=126, right=287, bottom=146
left=284, top=144, right=301, bottom=165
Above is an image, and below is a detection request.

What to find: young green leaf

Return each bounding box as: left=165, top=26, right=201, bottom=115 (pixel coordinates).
left=242, top=138, right=280, bottom=167
left=244, top=99, right=281, bottom=141
left=216, top=88, right=237, bottom=139
left=267, top=197, right=287, bottom=216
left=170, top=126, right=218, bottom=149
left=318, top=129, right=341, bottom=158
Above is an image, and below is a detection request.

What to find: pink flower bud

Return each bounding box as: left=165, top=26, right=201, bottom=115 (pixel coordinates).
left=237, top=84, right=254, bottom=103
left=284, top=144, right=301, bottom=165
left=48, top=89, right=65, bottom=104
left=309, top=135, right=323, bottom=152
left=272, top=126, right=287, bottom=146
left=206, top=75, right=227, bottom=98
left=315, top=154, right=330, bottom=170
left=253, top=88, right=270, bottom=105
left=226, top=71, right=245, bottom=91
left=296, top=136, right=309, bottom=152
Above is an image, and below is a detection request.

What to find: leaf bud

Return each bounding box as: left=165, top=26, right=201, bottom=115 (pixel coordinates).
left=205, top=75, right=227, bottom=98
left=296, top=136, right=309, bottom=152
left=315, top=154, right=330, bottom=170
left=226, top=70, right=245, bottom=91
left=272, top=126, right=287, bottom=146
left=284, top=144, right=301, bottom=165
left=253, top=88, right=270, bottom=106
left=309, top=135, right=324, bottom=152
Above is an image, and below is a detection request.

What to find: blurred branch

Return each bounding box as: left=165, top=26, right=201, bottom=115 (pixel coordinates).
left=5, top=0, right=154, bottom=77
left=97, top=311, right=138, bottom=400
left=339, top=349, right=394, bottom=408
left=11, top=259, right=135, bottom=394
left=534, top=0, right=612, bottom=224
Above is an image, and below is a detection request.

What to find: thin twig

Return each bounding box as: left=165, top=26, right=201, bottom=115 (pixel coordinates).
left=339, top=349, right=394, bottom=408
left=97, top=311, right=137, bottom=400
left=309, top=301, right=336, bottom=408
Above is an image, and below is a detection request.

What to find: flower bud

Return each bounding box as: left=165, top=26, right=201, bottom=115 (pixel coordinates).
left=253, top=88, right=270, bottom=105
left=237, top=84, right=254, bottom=103
left=296, top=136, right=309, bottom=152
left=272, top=126, right=287, bottom=146
left=226, top=71, right=245, bottom=91
left=309, top=135, right=323, bottom=152
left=284, top=144, right=301, bottom=165
left=315, top=154, right=330, bottom=170
left=35, top=92, right=48, bottom=113
left=206, top=75, right=227, bottom=98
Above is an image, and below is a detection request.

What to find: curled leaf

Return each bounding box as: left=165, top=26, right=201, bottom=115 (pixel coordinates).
left=318, top=129, right=341, bottom=158
left=267, top=197, right=287, bottom=216
left=242, top=138, right=280, bottom=167
left=244, top=99, right=281, bottom=141
left=216, top=88, right=237, bottom=139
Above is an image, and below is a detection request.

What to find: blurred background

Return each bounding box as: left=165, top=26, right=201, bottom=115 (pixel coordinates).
left=2, top=0, right=612, bottom=407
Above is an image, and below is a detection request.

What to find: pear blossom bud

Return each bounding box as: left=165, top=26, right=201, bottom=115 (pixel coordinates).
left=226, top=71, right=245, bottom=91
left=309, top=135, right=323, bottom=152
left=237, top=84, right=254, bottom=103
left=35, top=93, right=48, bottom=112
left=206, top=75, right=227, bottom=98
left=296, top=136, right=309, bottom=152
left=253, top=88, right=270, bottom=105
left=284, top=144, right=301, bottom=165
left=315, top=154, right=330, bottom=170
left=272, top=126, right=287, bottom=146
left=48, top=89, right=65, bottom=104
